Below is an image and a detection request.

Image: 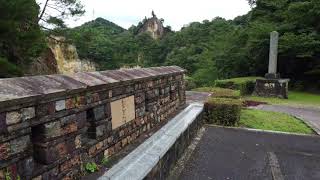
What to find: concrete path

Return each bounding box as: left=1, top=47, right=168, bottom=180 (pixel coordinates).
left=251, top=105, right=320, bottom=135
left=186, top=91, right=211, bottom=104
left=179, top=126, right=320, bottom=180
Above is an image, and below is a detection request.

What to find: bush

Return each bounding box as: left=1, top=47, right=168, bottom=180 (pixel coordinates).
left=214, top=77, right=262, bottom=96
left=185, top=76, right=197, bottom=90
left=204, top=97, right=242, bottom=126
left=193, top=87, right=240, bottom=99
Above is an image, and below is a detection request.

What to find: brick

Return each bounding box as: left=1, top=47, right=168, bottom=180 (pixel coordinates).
left=0, top=169, right=4, bottom=179
left=92, top=105, right=105, bottom=121
left=76, top=112, right=87, bottom=129
left=17, top=157, right=34, bottom=178
left=10, top=135, right=30, bottom=155
left=96, top=124, right=107, bottom=138
left=60, top=155, right=81, bottom=173
left=55, top=100, right=66, bottom=111
left=0, top=113, right=7, bottom=134
left=104, top=149, right=109, bottom=157
left=108, top=90, right=112, bottom=98
left=21, top=107, right=35, bottom=120
left=43, top=121, right=62, bottom=138
left=62, top=122, right=77, bottom=135
left=60, top=114, right=76, bottom=126
left=88, top=146, right=96, bottom=157
left=0, top=143, right=9, bottom=160
left=6, top=111, right=21, bottom=125
left=105, top=103, right=111, bottom=117
left=66, top=98, right=76, bottom=109
left=33, top=176, right=42, bottom=180
left=75, top=135, right=81, bottom=149
left=96, top=142, right=103, bottom=150
left=122, top=138, right=128, bottom=147
left=36, top=102, right=55, bottom=117
left=75, top=96, right=86, bottom=107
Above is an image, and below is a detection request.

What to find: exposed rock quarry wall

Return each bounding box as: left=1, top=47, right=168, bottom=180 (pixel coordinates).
left=0, top=66, right=186, bottom=179
left=47, top=36, right=96, bottom=74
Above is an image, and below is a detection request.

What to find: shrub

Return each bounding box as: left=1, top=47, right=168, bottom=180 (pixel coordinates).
left=185, top=76, right=197, bottom=90
left=85, top=162, right=98, bottom=173
left=204, top=97, right=242, bottom=126
left=193, top=87, right=240, bottom=99
left=214, top=77, right=262, bottom=96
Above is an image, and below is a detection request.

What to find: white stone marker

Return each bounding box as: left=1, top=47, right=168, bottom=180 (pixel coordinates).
left=268, top=31, right=279, bottom=74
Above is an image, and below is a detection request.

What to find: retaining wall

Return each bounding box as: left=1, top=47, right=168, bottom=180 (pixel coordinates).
left=0, top=66, right=186, bottom=180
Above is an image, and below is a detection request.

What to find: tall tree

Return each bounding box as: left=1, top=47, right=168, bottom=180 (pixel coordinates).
left=0, top=0, right=45, bottom=77
left=37, top=0, right=85, bottom=29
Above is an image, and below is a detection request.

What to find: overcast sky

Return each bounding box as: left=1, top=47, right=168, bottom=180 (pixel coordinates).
left=46, top=0, right=251, bottom=31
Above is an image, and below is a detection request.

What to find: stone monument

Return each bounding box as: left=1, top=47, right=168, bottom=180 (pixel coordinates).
left=254, top=31, right=290, bottom=99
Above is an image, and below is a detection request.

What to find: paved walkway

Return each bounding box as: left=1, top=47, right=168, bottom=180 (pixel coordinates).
left=186, top=91, right=211, bottom=104
left=179, top=126, right=320, bottom=180
left=251, top=105, right=320, bottom=135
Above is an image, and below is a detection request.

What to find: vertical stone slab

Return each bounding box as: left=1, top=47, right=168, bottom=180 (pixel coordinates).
left=268, top=31, right=279, bottom=74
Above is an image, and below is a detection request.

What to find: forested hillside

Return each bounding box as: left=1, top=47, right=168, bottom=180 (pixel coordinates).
left=0, top=0, right=319, bottom=90
left=63, top=0, right=320, bottom=90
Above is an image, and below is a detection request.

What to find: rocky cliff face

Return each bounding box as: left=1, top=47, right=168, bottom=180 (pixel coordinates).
left=139, top=11, right=165, bottom=39
left=30, top=36, right=96, bottom=75
left=47, top=36, right=96, bottom=74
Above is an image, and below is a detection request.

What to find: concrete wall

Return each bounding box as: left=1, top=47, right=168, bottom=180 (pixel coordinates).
left=0, top=66, right=186, bottom=180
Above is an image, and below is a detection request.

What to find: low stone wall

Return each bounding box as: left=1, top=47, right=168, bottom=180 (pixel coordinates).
left=0, top=66, right=186, bottom=180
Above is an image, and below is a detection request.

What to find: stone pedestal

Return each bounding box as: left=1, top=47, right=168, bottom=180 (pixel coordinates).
left=254, top=79, right=290, bottom=99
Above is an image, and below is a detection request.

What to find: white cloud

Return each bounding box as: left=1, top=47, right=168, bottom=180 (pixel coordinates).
left=58, top=0, right=251, bottom=30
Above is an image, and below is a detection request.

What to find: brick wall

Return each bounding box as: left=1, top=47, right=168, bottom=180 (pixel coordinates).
left=0, top=66, right=186, bottom=180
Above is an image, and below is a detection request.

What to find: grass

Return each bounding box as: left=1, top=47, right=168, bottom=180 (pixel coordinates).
left=239, top=109, right=314, bottom=134
left=245, top=91, right=320, bottom=108
left=215, top=76, right=262, bottom=84
left=193, top=87, right=240, bottom=98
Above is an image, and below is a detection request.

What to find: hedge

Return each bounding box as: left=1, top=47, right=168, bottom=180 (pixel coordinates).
left=214, top=77, right=262, bottom=96
left=193, top=87, right=240, bottom=99
left=204, top=97, right=242, bottom=126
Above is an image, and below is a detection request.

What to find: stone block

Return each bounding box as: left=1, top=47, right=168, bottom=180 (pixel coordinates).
left=92, top=105, right=106, bottom=121
left=17, top=157, right=34, bottom=179
left=0, top=113, right=7, bottom=134
left=66, top=98, right=76, bottom=109
left=75, top=135, right=81, bottom=149
left=55, top=100, right=66, bottom=111
left=76, top=112, right=87, bottom=129
left=21, top=107, right=35, bottom=121
left=59, top=155, right=81, bottom=173
left=42, top=121, right=62, bottom=139
left=75, top=96, right=86, bottom=107
left=0, top=142, right=9, bottom=160
left=36, top=102, right=56, bottom=117
left=62, top=122, right=78, bottom=135
left=34, top=140, right=75, bottom=164
left=6, top=111, right=21, bottom=125
left=10, top=135, right=30, bottom=155
left=96, top=124, right=107, bottom=138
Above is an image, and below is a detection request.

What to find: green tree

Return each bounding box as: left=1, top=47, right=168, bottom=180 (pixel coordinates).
left=0, top=0, right=45, bottom=77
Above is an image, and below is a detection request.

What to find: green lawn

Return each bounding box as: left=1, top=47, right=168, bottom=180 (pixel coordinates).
left=239, top=109, right=314, bottom=134
left=245, top=91, right=320, bottom=108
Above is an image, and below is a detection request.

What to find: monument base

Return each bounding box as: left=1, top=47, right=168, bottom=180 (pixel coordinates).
left=254, top=79, right=290, bottom=99
left=265, top=73, right=280, bottom=79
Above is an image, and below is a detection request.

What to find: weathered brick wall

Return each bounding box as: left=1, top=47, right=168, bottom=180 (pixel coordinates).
left=0, top=66, right=186, bottom=180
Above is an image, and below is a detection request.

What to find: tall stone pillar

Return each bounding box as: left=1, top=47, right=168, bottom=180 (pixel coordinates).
left=265, top=31, right=280, bottom=79
left=254, top=31, right=290, bottom=99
